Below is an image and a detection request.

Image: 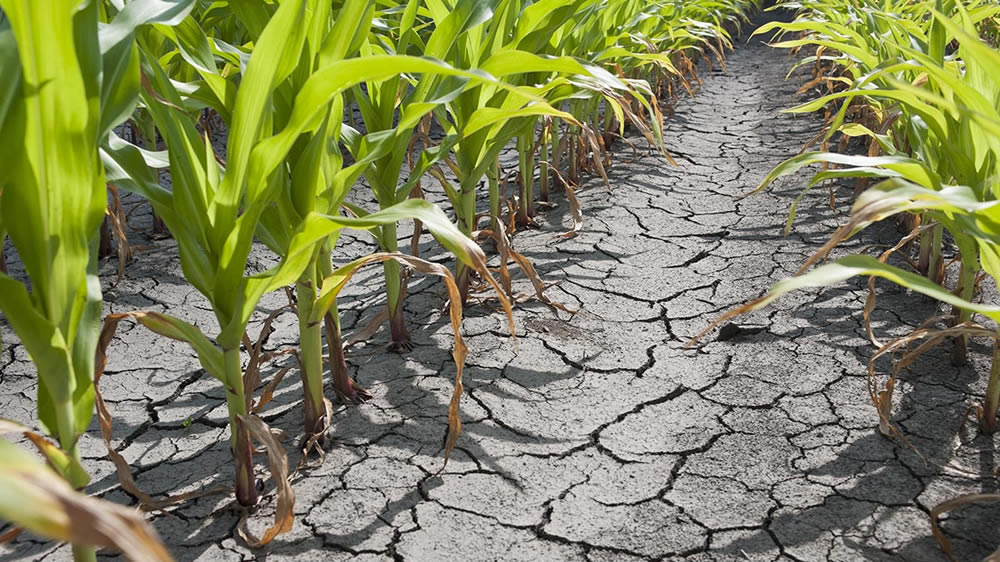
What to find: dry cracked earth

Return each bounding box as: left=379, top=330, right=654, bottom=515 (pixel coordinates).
left=3, top=10, right=1000, bottom=562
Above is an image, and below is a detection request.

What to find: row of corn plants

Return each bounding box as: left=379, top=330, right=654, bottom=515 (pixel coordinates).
left=0, top=0, right=757, bottom=559
left=697, top=1, right=999, bottom=558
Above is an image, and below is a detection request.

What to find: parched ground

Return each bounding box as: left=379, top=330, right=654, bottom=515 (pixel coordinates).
left=2, top=10, right=999, bottom=562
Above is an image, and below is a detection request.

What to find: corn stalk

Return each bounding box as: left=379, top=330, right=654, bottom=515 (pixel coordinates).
left=0, top=1, right=195, bottom=559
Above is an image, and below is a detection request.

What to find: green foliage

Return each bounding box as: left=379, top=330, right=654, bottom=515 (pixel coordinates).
left=734, top=0, right=1000, bottom=435
left=0, top=0, right=758, bottom=557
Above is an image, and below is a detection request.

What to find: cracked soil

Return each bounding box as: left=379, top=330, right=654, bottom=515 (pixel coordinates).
left=2, top=9, right=999, bottom=562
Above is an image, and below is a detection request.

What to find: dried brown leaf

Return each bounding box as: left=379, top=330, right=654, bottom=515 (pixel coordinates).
left=507, top=246, right=576, bottom=315
left=0, top=526, right=23, bottom=543
left=546, top=164, right=583, bottom=239
left=864, top=223, right=931, bottom=347
left=0, top=449, right=174, bottom=561
left=319, top=252, right=475, bottom=464
left=242, top=306, right=293, bottom=412
left=930, top=493, right=1000, bottom=562
left=252, top=365, right=293, bottom=414
left=345, top=306, right=389, bottom=349
left=106, top=183, right=133, bottom=285
left=867, top=321, right=994, bottom=457
left=95, top=314, right=231, bottom=511
left=236, top=415, right=294, bottom=547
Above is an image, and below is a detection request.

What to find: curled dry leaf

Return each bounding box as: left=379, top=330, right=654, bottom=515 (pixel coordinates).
left=488, top=221, right=514, bottom=298
left=0, top=526, right=23, bottom=543
left=864, top=223, right=930, bottom=348
left=106, top=183, right=134, bottom=285
left=252, top=365, right=294, bottom=414
left=580, top=126, right=610, bottom=189
left=236, top=414, right=294, bottom=548
left=478, top=221, right=573, bottom=316
left=94, top=313, right=231, bottom=511
left=930, top=493, right=1000, bottom=562
left=864, top=320, right=993, bottom=465
left=314, top=252, right=474, bottom=465
left=242, top=305, right=295, bottom=412
left=345, top=306, right=389, bottom=349
left=507, top=245, right=577, bottom=315
left=293, top=397, right=334, bottom=469
left=545, top=162, right=583, bottom=239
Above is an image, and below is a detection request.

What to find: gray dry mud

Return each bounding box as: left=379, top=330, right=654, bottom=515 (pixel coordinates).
left=2, top=11, right=999, bottom=562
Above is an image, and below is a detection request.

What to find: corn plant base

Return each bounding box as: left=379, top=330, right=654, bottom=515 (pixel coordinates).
left=2, top=13, right=998, bottom=562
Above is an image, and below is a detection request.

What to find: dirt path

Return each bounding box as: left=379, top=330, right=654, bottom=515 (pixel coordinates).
left=3, top=10, right=998, bottom=562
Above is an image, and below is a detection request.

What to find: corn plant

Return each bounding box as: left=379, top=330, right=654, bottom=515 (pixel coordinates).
left=756, top=0, right=1000, bottom=359
left=103, top=0, right=519, bottom=510
left=755, top=0, right=1000, bottom=287
left=705, top=1, right=1000, bottom=438
left=345, top=0, right=463, bottom=351
left=237, top=0, right=516, bottom=438
left=0, top=1, right=194, bottom=559
left=102, top=0, right=326, bottom=511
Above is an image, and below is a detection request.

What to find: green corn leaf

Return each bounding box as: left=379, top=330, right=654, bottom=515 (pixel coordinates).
left=215, top=0, right=308, bottom=232
left=98, top=0, right=199, bottom=137
left=756, top=152, right=941, bottom=194
left=246, top=55, right=523, bottom=197
left=0, top=275, right=76, bottom=440
left=423, top=0, right=495, bottom=59
left=99, top=0, right=196, bottom=54
left=479, top=51, right=622, bottom=89
left=463, top=103, right=575, bottom=137
left=737, top=254, right=1000, bottom=325
left=0, top=27, right=20, bottom=138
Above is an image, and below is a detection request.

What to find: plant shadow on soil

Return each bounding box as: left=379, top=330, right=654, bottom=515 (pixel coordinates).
left=710, top=188, right=1000, bottom=560
left=85, top=270, right=582, bottom=560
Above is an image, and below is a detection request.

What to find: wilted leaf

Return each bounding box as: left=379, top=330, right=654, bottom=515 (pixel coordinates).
left=235, top=415, right=294, bottom=547
left=0, top=438, right=173, bottom=562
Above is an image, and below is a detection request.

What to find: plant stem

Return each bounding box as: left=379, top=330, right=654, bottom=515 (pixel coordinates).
left=222, top=347, right=257, bottom=507
left=318, top=240, right=364, bottom=401
left=602, top=100, right=614, bottom=137
left=324, top=307, right=355, bottom=400
left=983, top=339, right=1000, bottom=434
left=550, top=119, right=561, bottom=183
left=951, top=250, right=978, bottom=365
left=517, top=132, right=534, bottom=223
left=917, top=218, right=931, bottom=276
left=379, top=222, right=410, bottom=350
left=568, top=125, right=578, bottom=183
left=98, top=215, right=113, bottom=259
left=72, top=543, right=97, bottom=562
left=457, top=176, right=477, bottom=303
left=316, top=246, right=358, bottom=401
left=539, top=124, right=550, bottom=202
left=295, top=279, right=326, bottom=441
left=488, top=160, right=500, bottom=233
left=929, top=223, right=944, bottom=285
left=54, top=396, right=78, bottom=457
left=388, top=285, right=408, bottom=350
